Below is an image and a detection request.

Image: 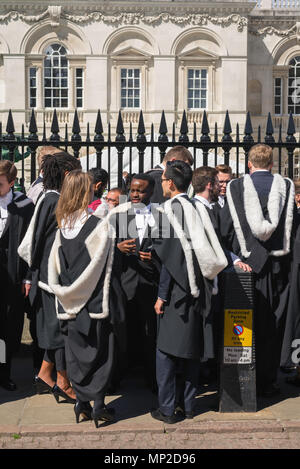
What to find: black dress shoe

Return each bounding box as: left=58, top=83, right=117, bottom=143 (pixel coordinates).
left=52, top=384, right=76, bottom=404
left=184, top=411, right=194, bottom=419
left=0, top=379, right=17, bottom=391
left=92, top=406, right=115, bottom=428
left=74, top=401, right=93, bottom=424
left=150, top=408, right=178, bottom=424
left=34, top=376, right=54, bottom=394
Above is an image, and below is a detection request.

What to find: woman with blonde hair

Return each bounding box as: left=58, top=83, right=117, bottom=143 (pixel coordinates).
left=48, top=170, right=126, bottom=427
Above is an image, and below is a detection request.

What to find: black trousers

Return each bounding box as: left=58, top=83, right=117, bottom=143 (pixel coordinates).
left=156, top=348, right=199, bottom=416
left=254, top=258, right=290, bottom=390
left=126, top=284, right=157, bottom=383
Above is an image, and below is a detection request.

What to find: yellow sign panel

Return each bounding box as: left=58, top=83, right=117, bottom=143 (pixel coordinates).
left=224, top=309, right=253, bottom=347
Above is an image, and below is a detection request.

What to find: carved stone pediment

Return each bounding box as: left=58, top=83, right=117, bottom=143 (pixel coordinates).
left=178, top=46, right=219, bottom=61
left=111, top=46, right=152, bottom=59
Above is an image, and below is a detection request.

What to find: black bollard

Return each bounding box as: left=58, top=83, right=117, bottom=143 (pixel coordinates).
left=219, top=267, right=256, bottom=412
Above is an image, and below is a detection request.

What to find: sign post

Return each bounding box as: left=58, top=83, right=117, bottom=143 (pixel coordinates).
left=219, top=267, right=256, bottom=412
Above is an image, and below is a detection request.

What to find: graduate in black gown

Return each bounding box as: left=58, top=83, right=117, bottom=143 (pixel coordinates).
left=48, top=170, right=126, bottom=426
left=151, top=161, right=228, bottom=423
left=0, top=160, right=34, bottom=390
left=18, top=152, right=81, bottom=402
left=219, top=144, right=298, bottom=397
left=111, top=174, right=161, bottom=392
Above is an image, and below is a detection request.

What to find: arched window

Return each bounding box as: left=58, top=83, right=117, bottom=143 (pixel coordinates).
left=44, top=44, right=68, bottom=108
left=288, top=56, right=300, bottom=115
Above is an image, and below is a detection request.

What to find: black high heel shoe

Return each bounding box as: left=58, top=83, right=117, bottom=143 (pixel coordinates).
left=92, top=406, right=115, bottom=428
left=34, top=376, right=54, bottom=395
left=74, top=401, right=92, bottom=424
left=52, top=384, right=76, bottom=404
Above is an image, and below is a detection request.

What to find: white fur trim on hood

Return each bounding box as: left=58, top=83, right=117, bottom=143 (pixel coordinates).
left=18, top=193, right=46, bottom=267
left=157, top=197, right=228, bottom=297
left=48, top=217, right=114, bottom=320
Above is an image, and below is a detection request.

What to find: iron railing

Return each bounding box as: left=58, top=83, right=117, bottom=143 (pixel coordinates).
left=0, top=109, right=299, bottom=191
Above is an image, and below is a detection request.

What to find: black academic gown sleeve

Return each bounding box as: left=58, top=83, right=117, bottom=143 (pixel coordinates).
left=29, top=192, right=59, bottom=304
left=0, top=192, right=34, bottom=354
left=153, top=205, right=214, bottom=360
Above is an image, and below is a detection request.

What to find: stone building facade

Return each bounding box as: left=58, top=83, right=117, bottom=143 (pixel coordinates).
left=0, top=0, right=300, bottom=175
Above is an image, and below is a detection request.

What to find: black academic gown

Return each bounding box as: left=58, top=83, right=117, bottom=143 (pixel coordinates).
left=219, top=172, right=298, bottom=389
left=111, top=204, right=161, bottom=381
left=153, top=198, right=214, bottom=361
left=281, top=223, right=300, bottom=368
left=29, top=192, right=64, bottom=350
left=58, top=215, right=126, bottom=402
left=0, top=192, right=34, bottom=360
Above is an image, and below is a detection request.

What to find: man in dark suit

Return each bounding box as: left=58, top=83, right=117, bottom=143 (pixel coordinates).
left=115, top=174, right=160, bottom=391
left=212, top=164, right=233, bottom=218
left=151, top=161, right=228, bottom=423
left=219, top=144, right=298, bottom=397
left=146, top=146, right=194, bottom=204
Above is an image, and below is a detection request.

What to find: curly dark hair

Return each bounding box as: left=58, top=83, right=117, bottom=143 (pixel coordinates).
left=41, top=151, right=82, bottom=192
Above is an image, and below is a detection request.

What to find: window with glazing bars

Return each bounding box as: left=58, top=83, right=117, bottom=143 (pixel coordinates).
left=44, top=44, right=68, bottom=108
left=288, top=56, right=300, bottom=115
left=274, top=77, right=282, bottom=115
left=76, top=68, right=84, bottom=108
left=187, top=69, right=207, bottom=109
left=29, top=67, right=37, bottom=108
left=121, top=68, right=140, bottom=108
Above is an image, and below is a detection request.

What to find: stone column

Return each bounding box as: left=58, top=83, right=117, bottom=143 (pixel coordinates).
left=85, top=56, right=107, bottom=123
left=153, top=56, right=176, bottom=126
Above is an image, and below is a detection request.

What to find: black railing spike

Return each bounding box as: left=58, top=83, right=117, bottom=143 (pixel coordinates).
left=236, top=123, right=240, bottom=142
left=258, top=125, right=261, bottom=143
left=159, top=110, right=168, bottom=136
left=108, top=122, right=111, bottom=141
left=179, top=110, right=188, bottom=137
left=43, top=121, right=46, bottom=141
left=51, top=109, right=59, bottom=136
left=172, top=122, right=176, bottom=142
left=29, top=109, right=38, bottom=136
left=287, top=112, right=296, bottom=137
left=214, top=122, right=218, bottom=142
left=137, top=110, right=146, bottom=137
left=200, top=111, right=211, bottom=143
left=6, top=109, right=15, bottom=135
left=244, top=111, right=253, bottom=136
left=265, top=113, right=275, bottom=145
left=22, top=124, right=24, bottom=139
left=278, top=122, right=282, bottom=142
left=65, top=123, right=68, bottom=142
left=72, top=109, right=81, bottom=138
left=223, top=110, right=232, bottom=136
left=129, top=121, right=133, bottom=141
left=116, top=110, right=125, bottom=137
left=94, top=110, right=103, bottom=135
left=266, top=112, right=274, bottom=135
left=201, top=111, right=210, bottom=135
left=86, top=122, right=90, bottom=142
left=151, top=123, right=154, bottom=141
left=193, top=122, right=197, bottom=142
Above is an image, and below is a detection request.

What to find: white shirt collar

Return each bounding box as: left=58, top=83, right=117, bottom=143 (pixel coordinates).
left=172, top=193, right=187, bottom=201
left=194, top=194, right=212, bottom=209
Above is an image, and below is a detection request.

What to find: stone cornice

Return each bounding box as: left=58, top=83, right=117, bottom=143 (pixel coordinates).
left=0, top=6, right=249, bottom=32
left=249, top=18, right=300, bottom=37
left=0, top=2, right=255, bottom=32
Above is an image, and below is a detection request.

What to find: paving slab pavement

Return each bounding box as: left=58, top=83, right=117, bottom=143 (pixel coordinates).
left=1, top=345, right=300, bottom=449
